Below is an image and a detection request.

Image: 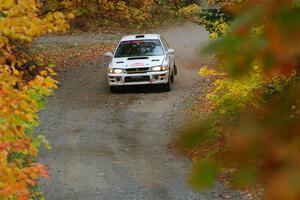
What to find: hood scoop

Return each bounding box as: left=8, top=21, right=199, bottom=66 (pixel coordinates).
left=151, top=59, right=160, bottom=62
left=116, top=61, right=124, bottom=64
left=128, top=57, right=149, bottom=60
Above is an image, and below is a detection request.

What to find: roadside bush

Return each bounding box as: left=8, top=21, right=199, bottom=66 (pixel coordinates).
left=42, top=0, right=200, bottom=30
left=178, top=4, right=200, bottom=17
left=197, top=7, right=233, bottom=39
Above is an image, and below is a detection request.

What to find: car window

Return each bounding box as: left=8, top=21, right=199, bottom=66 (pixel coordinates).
left=115, top=39, right=164, bottom=58
left=161, top=38, right=169, bottom=51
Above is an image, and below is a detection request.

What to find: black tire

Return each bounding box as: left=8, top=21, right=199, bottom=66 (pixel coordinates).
left=174, top=63, right=178, bottom=75
left=162, top=75, right=171, bottom=92
left=110, top=86, right=120, bottom=93
left=170, top=71, right=175, bottom=83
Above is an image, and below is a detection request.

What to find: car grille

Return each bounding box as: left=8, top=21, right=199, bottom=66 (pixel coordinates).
left=125, top=76, right=150, bottom=83
left=125, top=68, right=149, bottom=74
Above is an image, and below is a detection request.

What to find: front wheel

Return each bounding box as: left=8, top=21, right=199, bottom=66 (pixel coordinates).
left=110, top=86, right=121, bottom=93
left=174, top=63, right=177, bottom=76
left=170, top=71, right=175, bottom=83
left=162, top=75, right=172, bottom=92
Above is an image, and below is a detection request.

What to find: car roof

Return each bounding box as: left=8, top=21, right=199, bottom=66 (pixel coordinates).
left=120, top=34, right=161, bottom=42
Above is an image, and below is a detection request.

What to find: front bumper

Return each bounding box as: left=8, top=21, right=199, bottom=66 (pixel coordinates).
left=108, top=71, right=169, bottom=86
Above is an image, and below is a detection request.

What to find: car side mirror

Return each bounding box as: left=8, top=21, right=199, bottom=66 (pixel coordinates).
left=167, top=49, right=175, bottom=54
left=104, top=52, right=113, bottom=58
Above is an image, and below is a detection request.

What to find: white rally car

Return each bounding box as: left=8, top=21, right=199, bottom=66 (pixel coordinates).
left=105, top=34, right=177, bottom=92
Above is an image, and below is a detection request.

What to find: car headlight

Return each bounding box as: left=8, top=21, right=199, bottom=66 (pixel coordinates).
left=151, top=66, right=169, bottom=72
left=108, top=68, right=125, bottom=74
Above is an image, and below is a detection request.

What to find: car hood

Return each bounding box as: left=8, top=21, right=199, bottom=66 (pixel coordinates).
left=111, top=56, right=165, bottom=69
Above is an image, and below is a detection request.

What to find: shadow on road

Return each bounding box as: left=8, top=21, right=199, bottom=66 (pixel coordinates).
left=110, top=85, right=169, bottom=94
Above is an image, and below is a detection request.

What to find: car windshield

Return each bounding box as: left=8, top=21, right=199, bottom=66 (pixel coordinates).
left=115, top=39, right=164, bottom=58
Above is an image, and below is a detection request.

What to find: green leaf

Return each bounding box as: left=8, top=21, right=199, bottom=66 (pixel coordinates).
left=232, top=167, right=258, bottom=188
left=0, top=117, right=6, bottom=123
left=32, top=134, right=52, bottom=151
left=48, top=63, right=56, bottom=68
left=179, top=120, right=215, bottom=150
left=189, top=160, right=219, bottom=189
left=0, top=11, right=6, bottom=18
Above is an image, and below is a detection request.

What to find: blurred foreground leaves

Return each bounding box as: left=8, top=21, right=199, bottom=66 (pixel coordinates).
left=179, top=0, right=300, bottom=199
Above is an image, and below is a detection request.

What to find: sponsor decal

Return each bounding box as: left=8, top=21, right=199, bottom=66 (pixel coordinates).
left=131, top=63, right=145, bottom=67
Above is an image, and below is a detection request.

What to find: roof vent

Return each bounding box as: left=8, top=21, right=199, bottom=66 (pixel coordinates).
left=135, top=35, right=145, bottom=38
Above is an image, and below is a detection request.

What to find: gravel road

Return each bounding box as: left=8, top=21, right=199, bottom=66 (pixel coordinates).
left=37, top=22, right=245, bottom=200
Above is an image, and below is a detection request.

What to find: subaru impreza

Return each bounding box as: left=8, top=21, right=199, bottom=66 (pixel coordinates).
left=105, top=34, right=177, bottom=92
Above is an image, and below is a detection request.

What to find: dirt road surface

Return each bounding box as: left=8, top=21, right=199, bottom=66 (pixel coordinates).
left=37, top=22, right=245, bottom=200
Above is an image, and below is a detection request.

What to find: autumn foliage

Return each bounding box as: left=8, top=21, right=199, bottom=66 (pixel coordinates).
left=43, top=0, right=200, bottom=29
left=179, top=0, right=300, bottom=199
left=0, top=1, right=71, bottom=199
